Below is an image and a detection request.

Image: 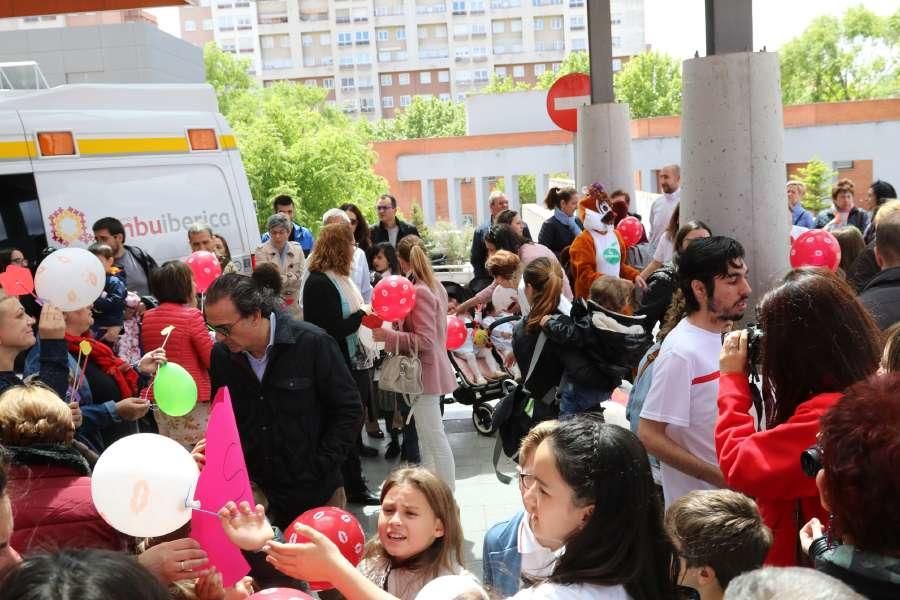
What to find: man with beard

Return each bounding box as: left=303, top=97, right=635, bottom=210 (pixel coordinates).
left=568, top=182, right=645, bottom=299
left=649, top=164, right=681, bottom=253
left=638, top=236, right=751, bottom=508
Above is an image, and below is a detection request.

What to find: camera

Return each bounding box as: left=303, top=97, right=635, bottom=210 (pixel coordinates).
left=745, top=323, right=764, bottom=373
left=801, top=444, right=823, bottom=477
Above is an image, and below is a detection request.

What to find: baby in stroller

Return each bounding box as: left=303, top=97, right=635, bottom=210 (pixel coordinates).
left=446, top=293, right=505, bottom=385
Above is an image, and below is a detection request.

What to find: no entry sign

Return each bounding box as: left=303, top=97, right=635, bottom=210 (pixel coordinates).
left=546, top=73, right=591, bottom=132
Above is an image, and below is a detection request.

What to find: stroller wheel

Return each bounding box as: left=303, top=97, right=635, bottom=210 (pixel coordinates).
left=472, top=403, right=495, bottom=436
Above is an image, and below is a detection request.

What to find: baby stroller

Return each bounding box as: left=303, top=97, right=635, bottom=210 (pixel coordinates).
left=442, top=281, right=520, bottom=436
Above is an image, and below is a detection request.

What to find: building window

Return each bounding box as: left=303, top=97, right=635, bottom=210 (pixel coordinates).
left=381, top=73, right=393, bottom=86
left=399, top=73, right=410, bottom=85
left=435, top=25, right=447, bottom=37
left=511, top=19, right=522, bottom=32
left=184, top=20, right=197, bottom=32
left=455, top=70, right=471, bottom=82
left=454, top=24, right=469, bottom=37
left=320, top=33, right=331, bottom=45
left=456, top=93, right=465, bottom=102
left=612, top=58, right=622, bottom=72
left=399, top=95, right=411, bottom=107
left=455, top=46, right=470, bottom=59
left=534, top=63, right=546, bottom=76
left=570, top=15, right=585, bottom=29
left=356, top=52, right=370, bottom=64
left=420, top=71, right=432, bottom=84
left=217, top=16, right=234, bottom=30
left=472, top=23, right=487, bottom=35
left=473, top=69, right=489, bottom=82
left=533, top=18, right=543, bottom=31
left=341, top=77, right=355, bottom=90
left=356, top=31, right=370, bottom=44
left=323, top=78, right=334, bottom=89
left=550, top=17, right=562, bottom=30
left=513, top=65, right=525, bottom=78
left=338, top=32, right=352, bottom=46
left=492, top=21, right=505, bottom=34
left=571, top=38, right=586, bottom=51
left=396, top=28, right=406, bottom=40
left=438, top=93, right=450, bottom=101
left=277, top=35, right=289, bottom=47
left=418, top=26, right=428, bottom=39
left=302, top=34, right=313, bottom=47
left=452, top=1, right=467, bottom=14
left=383, top=96, right=394, bottom=108
left=340, top=56, right=355, bottom=67
left=612, top=35, right=622, bottom=48
left=202, top=19, right=213, bottom=31
left=262, top=36, right=275, bottom=49
left=377, top=30, right=389, bottom=42
left=495, top=66, right=507, bottom=76
left=236, top=15, right=252, bottom=29
left=438, top=70, right=450, bottom=82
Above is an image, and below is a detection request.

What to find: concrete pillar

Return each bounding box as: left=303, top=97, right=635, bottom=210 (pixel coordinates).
left=475, top=177, right=489, bottom=226
left=420, top=179, right=436, bottom=226
left=447, top=177, right=462, bottom=227
left=575, top=103, right=634, bottom=199
left=680, top=51, right=789, bottom=310
left=533, top=173, right=550, bottom=200
left=505, top=174, right=520, bottom=211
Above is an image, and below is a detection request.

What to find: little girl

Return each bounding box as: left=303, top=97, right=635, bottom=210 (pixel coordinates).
left=225, top=467, right=472, bottom=600
left=447, top=296, right=503, bottom=385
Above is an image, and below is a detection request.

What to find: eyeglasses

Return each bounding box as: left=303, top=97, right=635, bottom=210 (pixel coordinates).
left=10, top=257, right=27, bottom=265
left=517, top=470, right=537, bottom=490
left=376, top=205, right=392, bottom=212
left=207, top=317, right=243, bottom=337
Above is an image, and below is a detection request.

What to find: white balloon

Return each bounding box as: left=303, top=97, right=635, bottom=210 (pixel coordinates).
left=34, top=247, right=106, bottom=311
left=414, top=576, right=488, bottom=600
left=91, top=433, right=200, bottom=537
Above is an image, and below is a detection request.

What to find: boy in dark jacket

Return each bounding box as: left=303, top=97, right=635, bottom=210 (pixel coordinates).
left=88, top=243, right=127, bottom=345
left=542, top=277, right=651, bottom=417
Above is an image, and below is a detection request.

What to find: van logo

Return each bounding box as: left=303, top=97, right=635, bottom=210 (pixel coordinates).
left=48, top=207, right=93, bottom=246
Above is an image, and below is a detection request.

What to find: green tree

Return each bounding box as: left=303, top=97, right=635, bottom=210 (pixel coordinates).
left=205, top=49, right=387, bottom=231
left=613, top=51, right=683, bottom=118
left=203, top=42, right=255, bottom=117
left=534, top=50, right=590, bottom=89
left=796, top=158, right=836, bottom=214
left=478, top=74, right=532, bottom=94
left=370, top=96, right=466, bottom=140
left=779, top=6, right=900, bottom=105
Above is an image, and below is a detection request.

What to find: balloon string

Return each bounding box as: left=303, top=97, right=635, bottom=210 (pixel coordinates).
left=191, top=507, right=220, bottom=517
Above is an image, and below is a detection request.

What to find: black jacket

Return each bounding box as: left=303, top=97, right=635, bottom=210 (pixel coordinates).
left=538, top=215, right=583, bottom=257
left=848, top=241, right=880, bottom=293
left=636, top=263, right=677, bottom=333
left=543, top=300, right=652, bottom=390
left=0, top=338, right=68, bottom=400
left=811, top=541, right=900, bottom=600
left=209, top=312, right=362, bottom=528
left=302, top=272, right=365, bottom=368
left=370, top=218, right=419, bottom=247
left=859, top=266, right=900, bottom=330
left=814, top=207, right=870, bottom=233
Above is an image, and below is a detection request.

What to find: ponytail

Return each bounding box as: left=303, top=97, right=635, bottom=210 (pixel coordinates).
left=397, top=236, right=438, bottom=294
left=544, top=186, right=576, bottom=211
left=523, top=257, right=562, bottom=332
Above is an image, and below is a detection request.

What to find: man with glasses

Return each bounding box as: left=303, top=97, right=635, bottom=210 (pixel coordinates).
left=204, top=272, right=362, bottom=530
left=261, top=195, right=314, bottom=257
left=370, top=194, right=419, bottom=248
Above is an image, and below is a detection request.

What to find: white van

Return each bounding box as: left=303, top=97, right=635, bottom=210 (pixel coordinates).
left=0, top=83, right=260, bottom=270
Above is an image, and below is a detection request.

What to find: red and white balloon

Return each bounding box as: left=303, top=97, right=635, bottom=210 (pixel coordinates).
left=615, top=216, right=644, bottom=247
left=446, top=316, right=467, bottom=350
left=789, top=229, right=841, bottom=272
left=288, top=506, right=366, bottom=591
left=185, top=251, right=222, bottom=293
left=249, top=589, right=312, bottom=600
left=373, top=275, right=416, bottom=322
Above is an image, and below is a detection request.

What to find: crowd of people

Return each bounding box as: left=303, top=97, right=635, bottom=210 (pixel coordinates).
left=0, top=167, right=897, bottom=600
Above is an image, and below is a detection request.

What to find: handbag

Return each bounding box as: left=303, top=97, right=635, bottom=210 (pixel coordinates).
left=492, top=333, right=558, bottom=483
left=378, top=333, right=423, bottom=416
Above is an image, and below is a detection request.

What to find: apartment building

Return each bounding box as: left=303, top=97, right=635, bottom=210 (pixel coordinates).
left=0, top=8, right=157, bottom=31
left=200, top=0, right=645, bottom=119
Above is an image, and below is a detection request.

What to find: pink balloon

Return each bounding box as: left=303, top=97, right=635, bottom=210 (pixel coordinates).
left=288, top=507, right=366, bottom=591
left=249, top=589, right=312, bottom=599
left=446, top=316, right=467, bottom=350
left=185, top=251, right=222, bottom=293
left=789, top=229, right=841, bottom=272
left=372, top=275, right=417, bottom=321
left=616, top=216, right=644, bottom=247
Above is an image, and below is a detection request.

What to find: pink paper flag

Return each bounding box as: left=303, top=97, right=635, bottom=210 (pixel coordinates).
left=191, top=387, right=253, bottom=586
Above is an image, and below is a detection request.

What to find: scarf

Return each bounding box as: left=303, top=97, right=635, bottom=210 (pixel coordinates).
left=66, top=332, right=138, bottom=399
left=325, top=271, right=375, bottom=370
left=3, top=443, right=91, bottom=476
left=583, top=209, right=621, bottom=278
left=554, top=208, right=581, bottom=237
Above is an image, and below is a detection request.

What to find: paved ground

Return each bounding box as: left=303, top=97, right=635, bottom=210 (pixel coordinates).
left=348, top=401, right=521, bottom=578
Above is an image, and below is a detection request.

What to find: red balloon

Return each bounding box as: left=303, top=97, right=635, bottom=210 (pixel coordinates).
left=185, top=251, right=222, bottom=293
left=790, top=229, right=841, bottom=272
left=249, top=589, right=312, bottom=599
left=0, top=265, right=34, bottom=296
left=616, top=216, right=644, bottom=247
left=288, top=506, right=366, bottom=591
left=372, top=275, right=416, bottom=322
left=446, top=316, right=467, bottom=350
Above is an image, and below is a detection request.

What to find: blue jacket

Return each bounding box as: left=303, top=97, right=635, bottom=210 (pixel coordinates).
left=25, top=340, right=122, bottom=454
left=483, top=510, right=524, bottom=597
left=262, top=222, right=314, bottom=256
left=92, top=273, right=127, bottom=328
left=791, top=203, right=815, bottom=228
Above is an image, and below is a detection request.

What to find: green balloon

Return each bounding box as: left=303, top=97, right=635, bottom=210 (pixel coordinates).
left=153, top=362, right=198, bottom=417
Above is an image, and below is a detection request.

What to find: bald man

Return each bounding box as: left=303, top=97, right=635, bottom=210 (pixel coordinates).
left=649, top=164, right=681, bottom=252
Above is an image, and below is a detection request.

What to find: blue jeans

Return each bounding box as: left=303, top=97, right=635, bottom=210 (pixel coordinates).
left=559, top=381, right=610, bottom=418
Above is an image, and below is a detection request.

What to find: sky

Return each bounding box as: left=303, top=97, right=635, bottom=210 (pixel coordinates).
left=148, top=0, right=897, bottom=57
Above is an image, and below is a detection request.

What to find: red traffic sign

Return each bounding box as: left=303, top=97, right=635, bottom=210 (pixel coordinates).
left=546, top=73, right=591, bottom=132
